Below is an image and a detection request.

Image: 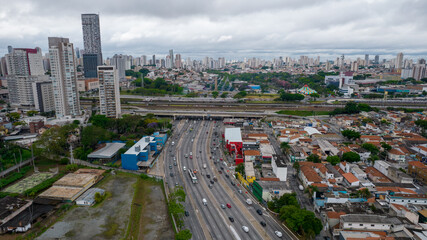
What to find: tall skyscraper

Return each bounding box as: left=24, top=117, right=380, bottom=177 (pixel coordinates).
left=5, top=47, right=46, bottom=106
left=32, top=80, right=55, bottom=112
left=48, top=37, right=81, bottom=117
left=110, top=54, right=126, bottom=81
left=175, top=54, right=182, bottom=68
left=152, top=55, right=156, bottom=66
left=365, top=54, right=369, bottom=66
left=141, top=55, right=147, bottom=66
left=82, top=13, right=103, bottom=78
left=169, top=49, right=174, bottom=68
left=97, top=66, right=121, bottom=118
left=396, top=52, right=404, bottom=70
left=374, top=55, right=379, bottom=65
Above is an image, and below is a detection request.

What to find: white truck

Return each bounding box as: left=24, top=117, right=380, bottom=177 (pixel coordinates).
left=171, top=141, right=175, bottom=146
left=202, top=198, right=207, bottom=206
left=203, top=163, right=207, bottom=169
left=246, top=199, right=253, bottom=205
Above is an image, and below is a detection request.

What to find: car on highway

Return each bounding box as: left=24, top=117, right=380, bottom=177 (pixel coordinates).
left=225, top=174, right=229, bottom=178
left=185, top=154, right=188, bottom=158
left=189, top=155, right=193, bottom=159
left=246, top=199, right=253, bottom=205
left=206, top=174, right=211, bottom=178
left=256, top=209, right=262, bottom=215
left=203, top=163, right=207, bottom=169
left=226, top=203, right=231, bottom=208
left=202, top=198, right=207, bottom=206
left=170, top=173, right=174, bottom=177
left=213, top=176, right=218, bottom=182
left=275, top=231, right=283, bottom=238
left=229, top=217, right=234, bottom=222
left=175, top=182, right=179, bottom=186
left=260, top=221, right=266, bottom=227
left=221, top=204, right=226, bottom=209
left=210, top=180, right=214, bottom=184
left=174, top=162, right=177, bottom=166
left=190, top=152, right=192, bottom=156
left=185, top=211, right=189, bottom=217
left=218, top=170, right=222, bottom=174
left=242, top=226, right=249, bottom=233
left=169, top=165, right=172, bottom=169
left=231, top=181, right=235, bottom=186
left=208, top=184, right=213, bottom=189
left=220, top=167, right=224, bottom=170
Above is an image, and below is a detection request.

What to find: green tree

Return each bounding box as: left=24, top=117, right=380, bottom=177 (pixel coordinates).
left=358, top=103, right=373, bottom=112
left=293, top=162, right=300, bottom=174
left=344, top=102, right=360, bottom=114
left=27, top=110, right=39, bottom=117
left=341, top=129, right=361, bottom=141
left=326, top=155, right=340, bottom=166
left=307, top=154, right=321, bottom=163
left=81, top=125, right=111, bottom=149
left=342, top=152, right=360, bottom=163
left=233, top=91, right=247, bottom=99
left=176, top=229, right=192, bottom=240
left=220, top=92, right=228, bottom=98
left=381, top=142, right=392, bottom=151
left=279, top=205, right=322, bottom=237
left=362, top=143, right=379, bottom=155
left=280, top=142, right=291, bottom=154
left=94, top=192, right=104, bottom=203
left=212, top=91, right=219, bottom=98
left=280, top=92, right=305, bottom=101
left=90, top=115, right=111, bottom=128
left=235, top=163, right=245, bottom=176
left=309, top=93, right=320, bottom=100
left=6, top=112, right=21, bottom=122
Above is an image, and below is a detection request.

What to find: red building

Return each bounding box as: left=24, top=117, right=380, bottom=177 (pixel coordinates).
left=224, top=128, right=243, bottom=165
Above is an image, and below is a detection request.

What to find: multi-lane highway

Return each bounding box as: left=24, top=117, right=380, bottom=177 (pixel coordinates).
left=164, top=119, right=295, bottom=239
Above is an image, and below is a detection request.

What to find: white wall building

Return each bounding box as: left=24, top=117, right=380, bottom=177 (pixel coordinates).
left=272, top=158, right=287, bottom=181
left=48, top=37, right=81, bottom=118
left=98, top=66, right=121, bottom=118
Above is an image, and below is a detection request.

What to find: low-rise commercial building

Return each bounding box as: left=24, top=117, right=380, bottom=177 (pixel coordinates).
left=121, top=136, right=157, bottom=170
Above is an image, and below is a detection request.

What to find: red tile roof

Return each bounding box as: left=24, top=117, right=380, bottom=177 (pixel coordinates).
left=342, top=172, right=359, bottom=183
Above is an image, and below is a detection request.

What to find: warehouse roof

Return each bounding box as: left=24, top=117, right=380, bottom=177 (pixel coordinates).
left=304, top=127, right=321, bottom=136
left=76, top=188, right=105, bottom=206
left=54, top=173, right=96, bottom=188
left=224, top=128, right=242, bottom=142
left=87, top=143, right=125, bottom=159
left=38, top=186, right=83, bottom=200
left=340, top=214, right=401, bottom=225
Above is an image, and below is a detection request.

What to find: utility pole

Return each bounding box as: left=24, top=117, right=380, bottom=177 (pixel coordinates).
left=70, top=145, right=74, bottom=165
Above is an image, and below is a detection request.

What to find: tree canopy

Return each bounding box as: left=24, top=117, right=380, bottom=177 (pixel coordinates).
left=307, top=154, right=321, bottom=163
left=342, top=151, right=360, bottom=163
left=326, top=155, right=340, bottom=166
left=341, top=129, right=361, bottom=141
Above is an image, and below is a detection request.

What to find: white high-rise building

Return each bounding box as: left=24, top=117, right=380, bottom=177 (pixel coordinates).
left=110, top=54, right=126, bottom=81
left=98, top=66, right=121, bottom=118
left=141, top=55, right=147, bottom=66
left=48, top=37, right=81, bottom=118
left=396, top=52, right=404, bottom=70
left=169, top=49, right=174, bottom=68
left=5, top=47, right=45, bottom=106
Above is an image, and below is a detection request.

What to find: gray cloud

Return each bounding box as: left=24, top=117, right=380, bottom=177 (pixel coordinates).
left=0, top=0, right=426, bottom=60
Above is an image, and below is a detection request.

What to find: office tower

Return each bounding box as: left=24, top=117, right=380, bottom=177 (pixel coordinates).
left=396, top=52, right=404, bottom=70
left=169, top=49, right=174, bottom=68
left=82, top=14, right=103, bottom=78
left=7, top=46, right=12, bottom=54
left=141, top=55, right=147, bottom=66
left=97, top=66, right=121, bottom=118
left=412, top=62, right=426, bottom=81
left=152, top=55, right=156, bottom=66
left=5, top=47, right=45, bottom=105
left=175, top=54, right=182, bottom=68
left=48, top=37, right=81, bottom=117
left=82, top=54, right=98, bottom=78
left=110, top=54, right=126, bottom=81
left=165, top=55, right=171, bottom=68
left=374, top=55, right=379, bottom=65
left=364, top=54, right=369, bottom=66
left=32, top=80, right=55, bottom=112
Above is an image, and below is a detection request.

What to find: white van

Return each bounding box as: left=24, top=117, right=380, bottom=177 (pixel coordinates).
left=183, top=166, right=187, bottom=171
left=190, top=152, right=193, bottom=156
left=172, top=141, right=175, bottom=146
left=202, top=198, right=207, bottom=206
left=246, top=199, right=253, bottom=205
left=203, top=163, right=207, bottom=169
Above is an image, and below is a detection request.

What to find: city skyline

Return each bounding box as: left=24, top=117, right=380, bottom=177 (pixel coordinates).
left=1, top=0, right=427, bottom=60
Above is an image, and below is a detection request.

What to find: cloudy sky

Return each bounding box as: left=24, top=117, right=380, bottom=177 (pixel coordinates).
left=1, top=0, right=427, bottom=60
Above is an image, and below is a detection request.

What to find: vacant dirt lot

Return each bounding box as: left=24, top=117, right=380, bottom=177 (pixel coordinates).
left=37, top=172, right=174, bottom=240
left=38, top=173, right=136, bottom=240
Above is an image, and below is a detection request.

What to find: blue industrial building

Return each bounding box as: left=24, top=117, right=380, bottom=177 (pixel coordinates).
left=121, top=136, right=157, bottom=170
left=153, top=132, right=168, bottom=146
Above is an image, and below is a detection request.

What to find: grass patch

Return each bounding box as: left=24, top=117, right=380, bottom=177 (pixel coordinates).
left=245, top=94, right=279, bottom=99
left=4, top=172, right=55, bottom=194
left=101, top=216, right=121, bottom=238
left=276, top=110, right=331, bottom=116
left=125, top=178, right=145, bottom=239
